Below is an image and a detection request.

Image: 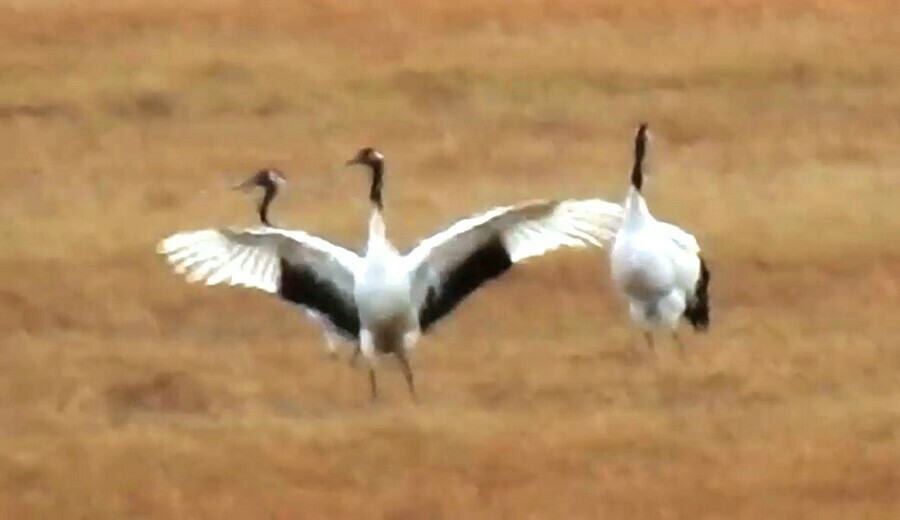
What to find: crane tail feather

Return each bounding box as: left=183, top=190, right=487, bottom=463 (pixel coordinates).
left=683, top=255, right=710, bottom=331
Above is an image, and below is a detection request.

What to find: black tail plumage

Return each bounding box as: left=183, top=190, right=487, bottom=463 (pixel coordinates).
left=683, top=255, right=711, bottom=331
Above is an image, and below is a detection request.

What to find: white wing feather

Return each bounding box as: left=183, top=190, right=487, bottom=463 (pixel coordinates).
left=502, top=199, right=624, bottom=262
left=156, top=227, right=361, bottom=294
left=405, top=198, right=623, bottom=316
left=406, top=198, right=623, bottom=269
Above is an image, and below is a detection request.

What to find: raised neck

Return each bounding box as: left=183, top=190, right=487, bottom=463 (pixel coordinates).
left=630, top=158, right=644, bottom=192
left=623, top=186, right=652, bottom=230
left=631, top=125, right=647, bottom=192
left=258, top=183, right=278, bottom=226
left=369, top=160, right=384, bottom=210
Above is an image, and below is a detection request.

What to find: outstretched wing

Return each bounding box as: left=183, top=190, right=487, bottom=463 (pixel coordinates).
left=405, top=198, right=623, bottom=332
left=157, top=227, right=363, bottom=339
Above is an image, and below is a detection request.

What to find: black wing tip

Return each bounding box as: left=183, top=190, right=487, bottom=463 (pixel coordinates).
left=684, top=255, right=711, bottom=332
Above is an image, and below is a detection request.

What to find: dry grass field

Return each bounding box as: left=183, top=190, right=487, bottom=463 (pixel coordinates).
left=1, top=0, right=900, bottom=517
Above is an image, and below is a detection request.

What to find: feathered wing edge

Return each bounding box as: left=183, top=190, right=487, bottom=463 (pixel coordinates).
left=407, top=198, right=624, bottom=332
left=156, top=227, right=363, bottom=340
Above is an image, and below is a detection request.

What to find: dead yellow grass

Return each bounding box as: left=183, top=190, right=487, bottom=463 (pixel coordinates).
left=1, top=0, right=899, bottom=517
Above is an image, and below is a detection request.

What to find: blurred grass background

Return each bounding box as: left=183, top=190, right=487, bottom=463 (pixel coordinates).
left=0, top=0, right=899, bottom=518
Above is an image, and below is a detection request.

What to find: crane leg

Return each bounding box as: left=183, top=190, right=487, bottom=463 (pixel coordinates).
left=324, top=333, right=339, bottom=361
left=349, top=344, right=361, bottom=367
left=360, top=330, right=378, bottom=401
left=643, top=332, right=655, bottom=350
left=672, top=332, right=686, bottom=357
left=368, top=368, right=378, bottom=401
left=395, top=348, right=416, bottom=402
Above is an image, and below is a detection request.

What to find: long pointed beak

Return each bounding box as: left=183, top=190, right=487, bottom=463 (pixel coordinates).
left=232, top=178, right=255, bottom=191
left=345, top=158, right=359, bottom=167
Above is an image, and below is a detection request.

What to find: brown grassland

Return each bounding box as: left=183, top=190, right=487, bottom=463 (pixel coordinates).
left=1, top=0, right=900, bottom=518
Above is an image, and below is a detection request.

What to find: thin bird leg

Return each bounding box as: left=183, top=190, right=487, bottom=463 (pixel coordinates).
left=643, top=331, right=655, bottom=350
left=672, top=332, right=686, bottom=357
left=360, top=331, right=378, bottom=401
left=324, top=335, right=339, bottom=361
left=349, top=344, right=361, bottom=367
left=395, top=348, right=416, bottom=402
left=368, top=368, right=378, bottom=401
